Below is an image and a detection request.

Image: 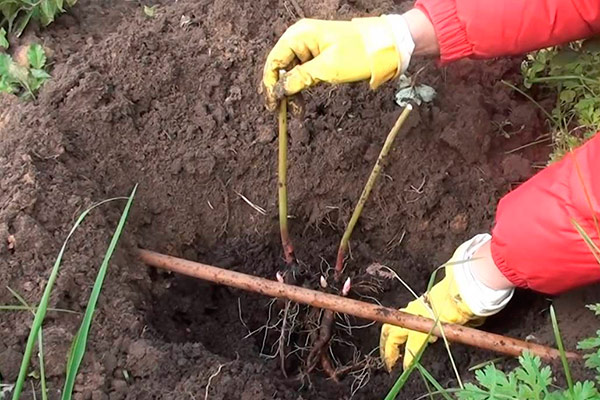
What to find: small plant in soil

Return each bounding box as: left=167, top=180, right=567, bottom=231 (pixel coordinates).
left=0, top=43, right=50, bottom=98
left=1, top=0, right=77, bottom=36
left=1, top=0, right=77, bottom=98
left=578, top=304, right=600, bottom=384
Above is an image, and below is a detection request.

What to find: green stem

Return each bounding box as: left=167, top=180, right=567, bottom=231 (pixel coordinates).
left=334, top=105, right=413, bottom=278
left=5, top=287, right=47, bottom=400
left=278, top=97, right=294, bottom=265
left=38, top=328, right=47, bottom=400
left=550, top=305, right=574, bottom=396
left=529, top=75, right=600, bottom=85
left=501, top=80, right=557, bottom=124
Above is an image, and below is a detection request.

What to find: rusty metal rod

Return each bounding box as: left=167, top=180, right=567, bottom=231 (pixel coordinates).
left=137, top=248, right=580, bottom=361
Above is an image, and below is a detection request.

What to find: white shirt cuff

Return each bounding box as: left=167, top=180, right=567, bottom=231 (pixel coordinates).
left=453, top=234, right=515, bottom=317
left=382, top=14, right=415, bottom=74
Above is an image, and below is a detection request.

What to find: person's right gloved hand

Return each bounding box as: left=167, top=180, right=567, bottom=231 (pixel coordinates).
left=262, top=16, right=415, bottom=111
left=380, top=234, right=515, bottom=371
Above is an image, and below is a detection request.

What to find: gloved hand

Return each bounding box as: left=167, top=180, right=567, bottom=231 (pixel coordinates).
left=380, top=234, right=515, bottom=371
left=262, top=15, right=415, bottom=110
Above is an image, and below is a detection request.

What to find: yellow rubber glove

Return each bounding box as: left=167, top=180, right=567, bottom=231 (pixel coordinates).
left=379, top=250, right=481, bottom=371
left=262, top=17, right=407, bottom=110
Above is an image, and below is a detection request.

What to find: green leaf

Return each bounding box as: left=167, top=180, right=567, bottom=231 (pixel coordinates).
left=29, top=77, right=43, bottom=91
left=0, top=53, right=13, bottom=75
left=578, top=335, right=600, bottom=350
left=560, top=89, right=577, bottom=104
left=456, top=383, right=489, bottom=400
left=14, top=10, right=33, bottom=37
left=143, top=5, right=157, bottom=17
left=30, top=68, right=50, bottom=80
left=61, top=186, right=137, bottom=400
left=0, top=75, right=16, bottom=94
left=585, top=352, right=600, bottom=371
left=587, top=304, right=600, bottom=316
left=56, top=0, right=64, bottom=12
left=39, top=0, right=57, bottom=26
left=482, top=364, right=519, bottom=396
left=515, top=352, right=552, bottom=394
left=27, top=44, right=46, bottom=69
left=10, top=62, right=30, bottom=85
left=550, top=48, right=579, bottom=68
left=0, top=27, right=8, bottom=49
left=569, top=381, right=599, bottom=400
left=66, top=0, right=78, bottom=7
left=1, top=3, right=20, bottom=32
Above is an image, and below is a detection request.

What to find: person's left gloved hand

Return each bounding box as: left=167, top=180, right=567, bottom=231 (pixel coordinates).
left=380, top=234, right=514, bottom=371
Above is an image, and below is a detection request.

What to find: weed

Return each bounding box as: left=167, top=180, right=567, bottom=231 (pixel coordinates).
left=0, top=43, right=50, bottom=98
left=456, top=352, right=598, bottom=399
left=10, top=190, right=134, bottom=400
left=384, top=300, right=600, bottom=399
left=1, top=0, right=77, bottom=98
left=448, top=305, right=600, bottom=400
left=520, top=39, right=600, bottom=161
left=1, top=0, right=78, bottom=36
left=384, top=330, right=432, bottom=400
left=62, top=186, right=136, bottom=400
left=578, top=304, right=600, bottom=385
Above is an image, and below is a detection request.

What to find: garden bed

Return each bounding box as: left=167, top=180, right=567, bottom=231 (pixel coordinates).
left=1, top=0, right=598, bottom=398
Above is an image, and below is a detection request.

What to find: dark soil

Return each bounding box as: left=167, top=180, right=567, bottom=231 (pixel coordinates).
left=0, top=0, right=598, bottom=399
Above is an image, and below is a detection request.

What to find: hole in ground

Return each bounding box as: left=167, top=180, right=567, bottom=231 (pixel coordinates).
left=143, top=237, right=284, bottom=361
left=140, top=221, right=555, bottom=398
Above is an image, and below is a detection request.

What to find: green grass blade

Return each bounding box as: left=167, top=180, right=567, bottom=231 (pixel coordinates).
left=382, top=263, right=464, bottom=389
left=6, top=287, right=30, bottom=309
left=415, top=363, right=453, bottom=400
left=425, top=265, right=444, bottom=293
left=61, top=186, right=137, bottom=400
left=384, top=324, right=435, bottom=400
left=571, top=219, right=600, bottom=265
left=414, top=389, right=468, bottom=400
left=501, top=80, right=557, bottom=124
left=550, top=305, right=574, bottom=395
left=37, top=327, right=47, bottom=400
left=11, top=196, right=127, bottom=400
left=418, top=370, right=434, bottom=400
left=384, top=357, right=421, bottom=400
left=5, top=288, right=47, bottom=400
left=0, top=305, right=77, bottom=314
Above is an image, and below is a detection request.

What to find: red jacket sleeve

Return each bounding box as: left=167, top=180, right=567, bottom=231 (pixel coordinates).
left=414, top=0, right=600, bottom=63
left=490, top=134, right=600, bottom=295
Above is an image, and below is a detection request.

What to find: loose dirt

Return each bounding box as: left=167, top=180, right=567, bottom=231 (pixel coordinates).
left=1, top=0, right=598, bottom=399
